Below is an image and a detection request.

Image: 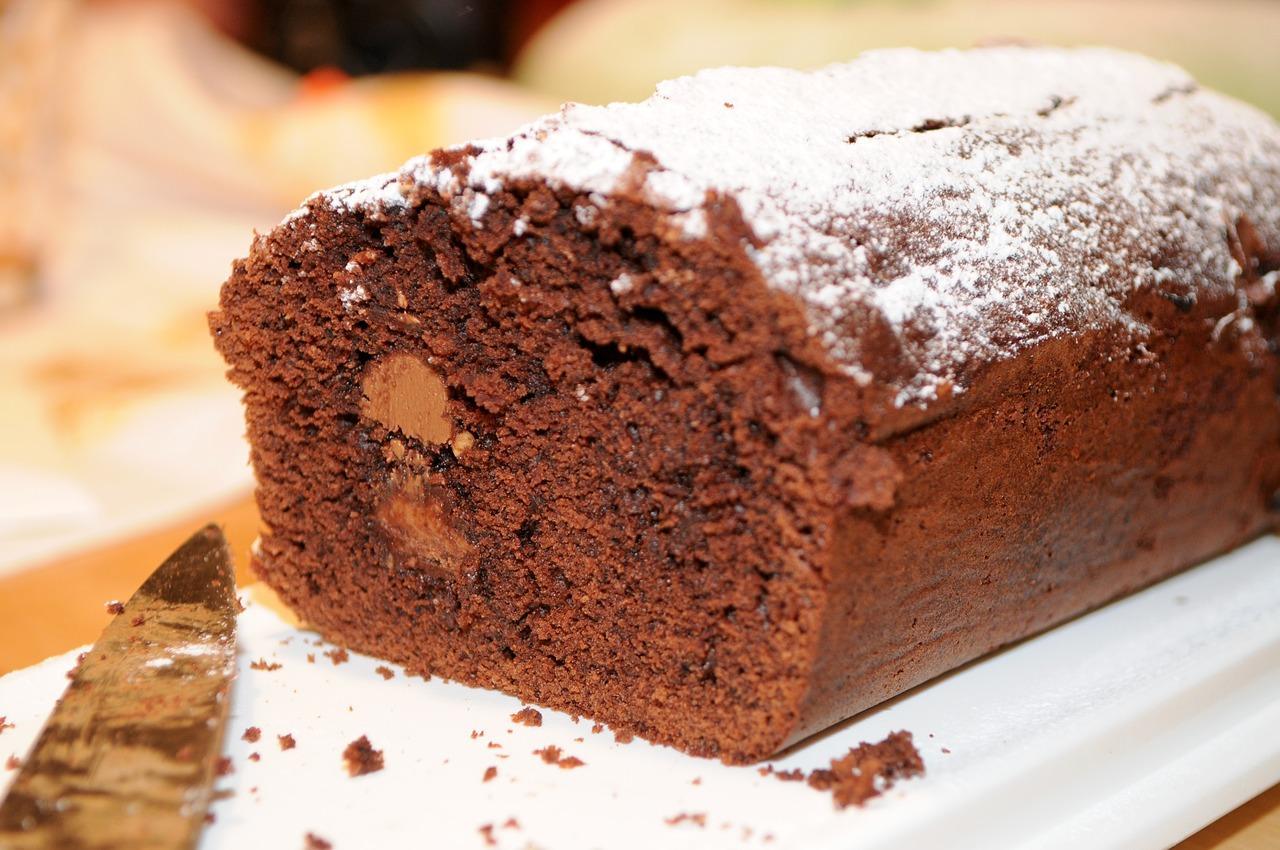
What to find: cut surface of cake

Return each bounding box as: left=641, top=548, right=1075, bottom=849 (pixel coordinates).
left=212, top=47, right=1280, bottom=763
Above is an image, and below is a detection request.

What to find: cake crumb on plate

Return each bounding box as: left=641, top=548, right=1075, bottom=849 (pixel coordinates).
left=511, top=706, right=542, bottom=727
left=343, top=735, right=384, bottom=776
left=803, top=730, right=924, bottom=809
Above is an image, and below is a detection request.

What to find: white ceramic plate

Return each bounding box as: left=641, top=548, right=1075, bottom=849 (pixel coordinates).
left=2, top=537, right=1278, bottom=849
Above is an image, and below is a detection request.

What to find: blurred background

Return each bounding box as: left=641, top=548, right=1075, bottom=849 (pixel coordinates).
left=2, top=0, right=1279, bottom=591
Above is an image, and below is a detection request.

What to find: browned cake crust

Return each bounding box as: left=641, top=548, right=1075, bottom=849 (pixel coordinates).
left=212, top=48, right=1280, bottom=763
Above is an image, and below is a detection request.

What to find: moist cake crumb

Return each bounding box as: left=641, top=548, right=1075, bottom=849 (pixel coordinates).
left=249, top=752, right=261, bottom=762
left=324, top=648, right=349, bottom=666
left=532, top=745, right=586, bottom=769
left=304, top=833, right=333, bottom=850
left=250, top=659, right=282, bottom=671
left=375, top=665, right=395, bottom=679
left=306, top=654, right=316, bottom=664
left=212, top=46, right=1280, bottom=765
left=665, top=812, right=708, bottom=827
left=4, top=755, right=20, bottom=770
left=478, top=824, right=497, bottom=847
left=533, top=745, right=562, bottom=765
left=66, top=652, right=88, bottom=679
left=343, top=735, right=384, bottom=776
left=243, top=726, right=262, bottom=743
left=803, top=730, right=924, bottom=809
left=0, top=717, right=12, bottom=735
left=278, top=733, right=297, bottom=751
left=483, top=766, right=497, bottom=782
left=511, top=707, right=542, bottom=727
left=105, top=601, right=125, bottom=615
left=215, top=757, right=233, bottom=777
left=503, top=818, right=520, bottom=829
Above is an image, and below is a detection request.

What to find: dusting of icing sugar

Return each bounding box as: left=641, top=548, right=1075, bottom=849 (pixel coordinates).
left=467, top=191, right=491, bottom=224
left=320, top=171, right=407, bottom=217
left=1262, top=270, right=1280, bottom=296
left=513, top=217, right=529, bottom=236
left=788, top=375, right=822, bottom=418
left=281, top=205, right=311, bottom=226
left=320, top=48, right=1280, bottom=406
left=610, top=273, right=635, bottom=295
left=339, top=284, right=368, bottom=309
left=672, top=209, right=708, bottom=239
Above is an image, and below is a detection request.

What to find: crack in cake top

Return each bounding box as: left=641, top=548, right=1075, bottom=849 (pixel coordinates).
left=316, top=47, right=1280, bottom=407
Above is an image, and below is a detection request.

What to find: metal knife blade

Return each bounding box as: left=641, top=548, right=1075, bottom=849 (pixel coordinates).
left=0, top=525, right=238, bottom=850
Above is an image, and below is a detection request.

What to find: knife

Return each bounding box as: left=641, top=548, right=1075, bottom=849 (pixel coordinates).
left=0, top=525, right=238, bottom=850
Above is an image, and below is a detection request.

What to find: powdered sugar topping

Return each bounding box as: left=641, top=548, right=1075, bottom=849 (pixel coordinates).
left=321, top=48, right=1280, bottom=405
left=339, top=284, right=368, bottom=310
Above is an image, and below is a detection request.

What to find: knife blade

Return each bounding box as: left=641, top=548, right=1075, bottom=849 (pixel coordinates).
left=0, top=525, right=238, bottom=850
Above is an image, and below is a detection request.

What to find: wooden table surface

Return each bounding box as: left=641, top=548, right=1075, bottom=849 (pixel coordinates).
left=0, top=494, right=1276, bottom=849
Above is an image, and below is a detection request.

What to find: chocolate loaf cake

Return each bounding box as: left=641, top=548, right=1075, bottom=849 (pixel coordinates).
left=212, top=47, right=1280, bottom=763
